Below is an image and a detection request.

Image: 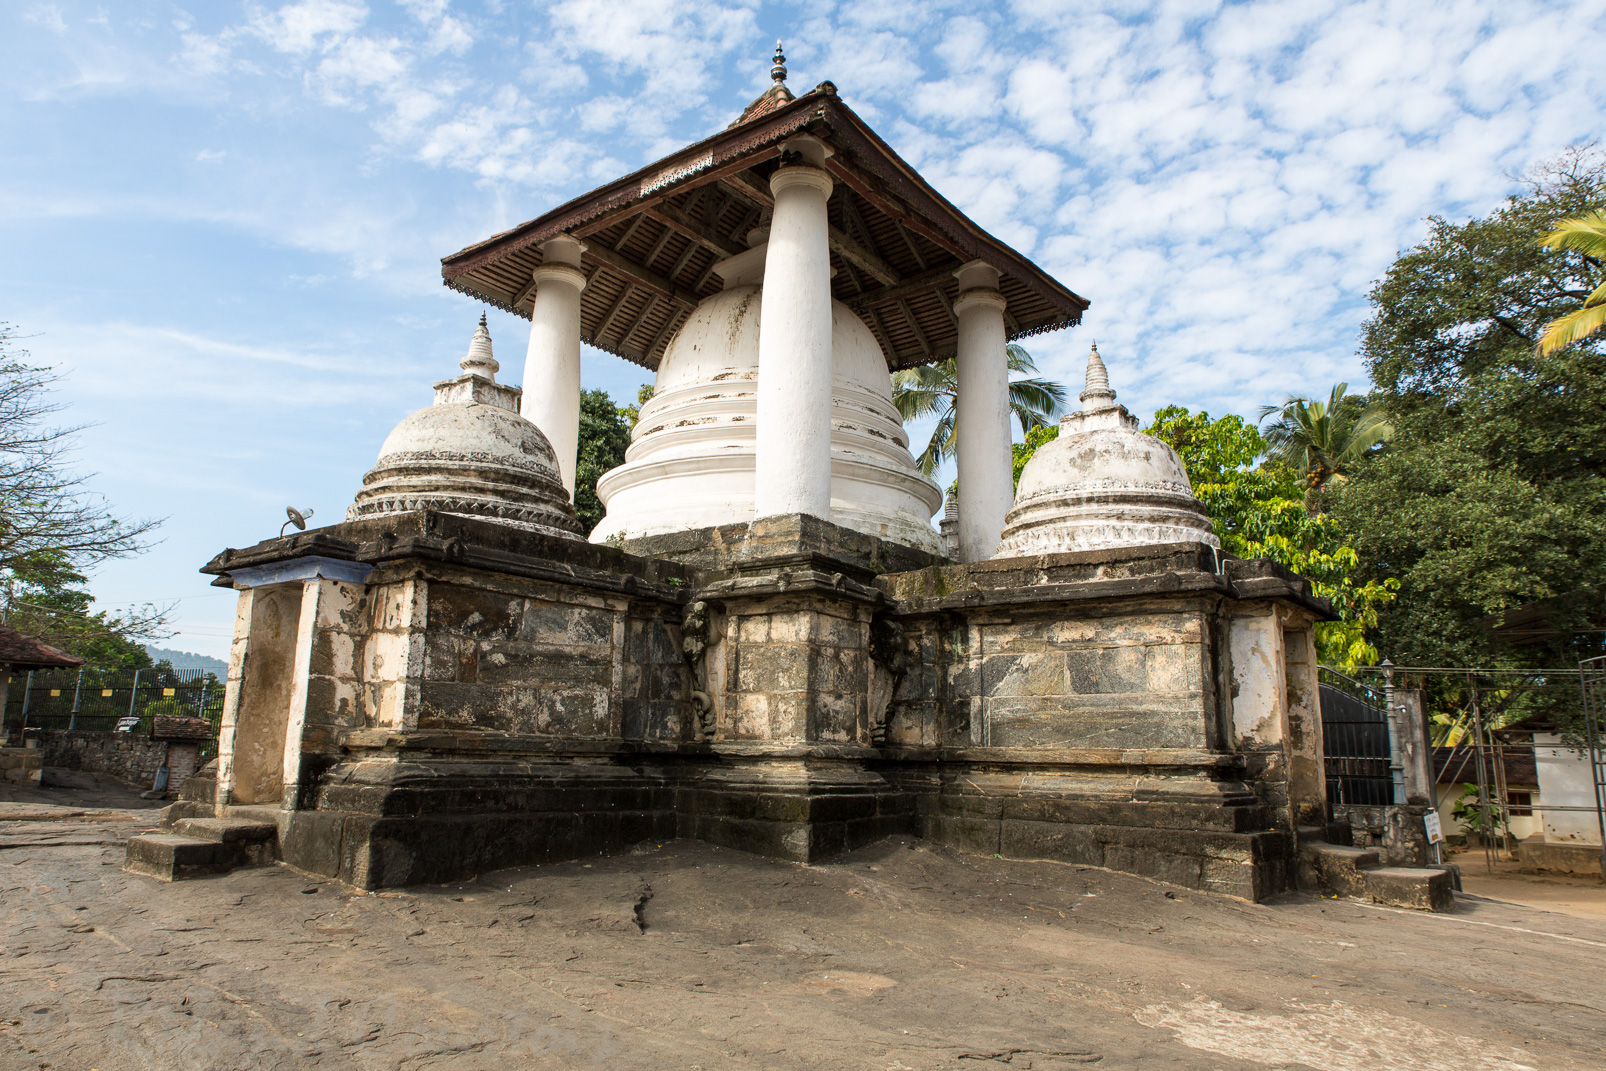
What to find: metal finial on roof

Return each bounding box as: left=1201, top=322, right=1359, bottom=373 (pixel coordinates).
left=1079, top=340, right=1116, bottom=407
left=771, top=40, right=787, bottom=84
left=462, top=311, right=499, bottom=379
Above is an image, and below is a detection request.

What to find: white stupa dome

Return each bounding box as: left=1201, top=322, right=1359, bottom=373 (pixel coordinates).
left=348, top=316, right=583, bottom=538
left=993, top=343, right=1217, bottom=558
left=592, top=265, right=944, bottom=553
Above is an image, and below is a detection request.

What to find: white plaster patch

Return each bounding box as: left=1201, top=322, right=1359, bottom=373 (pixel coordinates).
left=1134, top=998, right=1534, bottom=1071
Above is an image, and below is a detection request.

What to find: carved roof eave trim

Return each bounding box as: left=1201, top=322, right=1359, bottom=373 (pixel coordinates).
left=440, top=89, right=1089, bottom=371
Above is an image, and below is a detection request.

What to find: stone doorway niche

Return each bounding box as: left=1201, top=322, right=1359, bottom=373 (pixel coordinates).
left=228, top=583, right=304, bottom=806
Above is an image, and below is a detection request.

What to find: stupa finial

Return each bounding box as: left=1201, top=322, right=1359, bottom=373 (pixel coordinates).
left=1079, top=340, right=1116, bottom=407
left=461, top=311, right=499, bottom=379
left=771, top=40, right=787, bottom=84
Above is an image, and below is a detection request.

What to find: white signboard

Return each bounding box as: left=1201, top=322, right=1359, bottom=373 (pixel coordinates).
left=1423, top=811, right=1444, bottom=845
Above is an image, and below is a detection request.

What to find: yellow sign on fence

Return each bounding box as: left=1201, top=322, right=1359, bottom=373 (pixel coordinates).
left=49, top=690, right=60, bottom=697
left=102, top=689, right=113, bottom=697
left=162, top=688, right=175, bottom=697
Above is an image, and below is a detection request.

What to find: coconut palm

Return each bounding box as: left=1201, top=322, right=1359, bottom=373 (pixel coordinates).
left=1256, top=384, right=1391, bottom=492
left=892, top=344, right=1068, bottom=476
left=1538, top=211, right=1606, bottom=354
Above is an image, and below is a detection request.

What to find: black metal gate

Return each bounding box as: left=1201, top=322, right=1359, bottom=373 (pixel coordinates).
left=1320, top=668, right=1393, bottom=808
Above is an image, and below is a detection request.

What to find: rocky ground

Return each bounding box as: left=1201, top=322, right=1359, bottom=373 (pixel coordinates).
left=2, top=785, right=1604, bottom=1070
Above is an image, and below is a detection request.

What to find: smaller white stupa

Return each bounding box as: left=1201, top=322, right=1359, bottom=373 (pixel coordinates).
left=993, top=343, right=1218, bottom=558
left=347, top=315, right=583, bottom=538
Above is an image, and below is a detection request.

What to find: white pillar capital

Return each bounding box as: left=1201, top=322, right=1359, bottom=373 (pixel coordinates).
left=538, top=234, right=586, bottom=269
left=754, top=162, right=835, bottom=522
left=768, top=164, right=834, bottom=199
left=779, top=135, right=835, bottom=169
left=532, top=262, right=588, bottom=293
left=953, top=288, right=1006, bottom=316
left=953, top=259, right=1002, bottom=293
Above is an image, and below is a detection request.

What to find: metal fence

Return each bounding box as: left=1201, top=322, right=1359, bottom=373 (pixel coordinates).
left=1319, top=666, right=1394, bottom=809
left=6, top=666, right=224, bottom=739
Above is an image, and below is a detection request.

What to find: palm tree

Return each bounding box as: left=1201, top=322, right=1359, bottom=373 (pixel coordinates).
left=1538, top=211, right=1606, bottom=354
left=1256, top=383, right=1391, bottom=493
left=892, top=344, right=1068, bottom=476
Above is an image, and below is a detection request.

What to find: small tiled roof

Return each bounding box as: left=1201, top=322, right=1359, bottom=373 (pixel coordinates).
left=0, top=626, right=84, bottom=670
left=152, top=715, right=215, bottom=742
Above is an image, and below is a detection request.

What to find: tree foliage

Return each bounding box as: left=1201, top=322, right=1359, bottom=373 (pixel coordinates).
left=0, top=324, right=166, bottom=663
left=1329, top=146, right=1606, bottom=670
left=1146, top=407, right=1398, bottom=667
left=572, top=387, right=634, bottom=534
left=1256, top=383, right=1390, bottom=494
left=893, top=344, right=1069, bottom=476
left=1537, top=210, right=1606, bottom=353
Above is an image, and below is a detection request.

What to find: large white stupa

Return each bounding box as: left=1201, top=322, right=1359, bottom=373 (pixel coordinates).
left=993, top=344, right=1218, bottom=557
left=589, top=240, right=945, bottom=554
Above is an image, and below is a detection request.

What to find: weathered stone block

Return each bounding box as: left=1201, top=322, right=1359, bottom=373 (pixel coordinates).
left=1000, top=819, right=1104, bottom=866
left=929, top=814, right=1001, bottom=855
left=1102, top=843, right=1204, bottom=889
left=982, top=652, right=1066, bottom=697
left=535, top=689, right=612, bottom=737
left=1066, top=646, right=1147, bottom=694
left=736, top=644, right=812, bottom=693
left=812, top=692, right=862, bottom=743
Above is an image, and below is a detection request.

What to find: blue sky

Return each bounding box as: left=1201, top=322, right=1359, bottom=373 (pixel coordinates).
left=4, top=0, right=1604, bottom=659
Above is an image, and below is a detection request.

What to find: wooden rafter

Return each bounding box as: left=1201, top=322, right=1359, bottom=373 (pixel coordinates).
left=585, top=243, right=700, bottom=310
left=594, top=283, right=638, bottom=343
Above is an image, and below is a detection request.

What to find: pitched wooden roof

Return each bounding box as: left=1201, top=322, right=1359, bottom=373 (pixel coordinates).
left=440, top=82, right=1089, bottom=372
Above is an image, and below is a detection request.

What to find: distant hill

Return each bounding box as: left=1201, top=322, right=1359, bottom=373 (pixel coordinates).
left=144, top=646, right=228, bottom=674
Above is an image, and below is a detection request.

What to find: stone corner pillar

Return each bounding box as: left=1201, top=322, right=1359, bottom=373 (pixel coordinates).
left=953, top=260, right=1012, bottom=561
left=754, top=164, right=835, bottom=522
left=522, top=235, right=588, bottom=498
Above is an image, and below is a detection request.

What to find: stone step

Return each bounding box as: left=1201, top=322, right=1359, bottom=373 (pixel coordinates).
left=172, top=817, right=278, bottom=846
left=1297, top=842, right=1381, bottom=899
left=1362, top=866, right=1456, bottom=912
left=127, top=817, right=281, bottom=882
left=125, top=833, right=232, bottom=881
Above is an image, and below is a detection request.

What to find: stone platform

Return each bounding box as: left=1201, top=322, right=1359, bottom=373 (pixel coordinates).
left=156, top=511, right=1332, bottom=899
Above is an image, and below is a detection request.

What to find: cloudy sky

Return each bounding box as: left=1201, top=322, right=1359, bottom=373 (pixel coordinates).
left=4, top=0, right=1604, bottom=659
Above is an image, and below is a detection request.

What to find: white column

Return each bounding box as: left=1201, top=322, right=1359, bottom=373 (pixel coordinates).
left=954, top=261, right=1012, bottom=561
left=522, top=235, right=587, bottom=498
left=754, top=163, right=835, bottom=520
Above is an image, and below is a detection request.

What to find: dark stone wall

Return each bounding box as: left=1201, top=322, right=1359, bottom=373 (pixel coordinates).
left=39, top=731, right=200, bottom=795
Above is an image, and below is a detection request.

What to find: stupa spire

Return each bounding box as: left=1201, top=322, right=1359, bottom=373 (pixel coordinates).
left=462, top=311, right=498, bottom=379
left=771, top=40, right=787, bottom=84
left=1079, top=340, right=1116, bottom=407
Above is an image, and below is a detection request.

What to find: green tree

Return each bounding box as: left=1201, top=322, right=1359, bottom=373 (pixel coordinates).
left=1146, top=407, right=1398, bottom=667
left=1329, top=146, right=1606, bottom=671
left=572, top=388, right=635, bottom=533
left=1256, top=383, right=1390, bottom=496
left=621, top=384, right=654, bottom=430
left=1, top=548, right=153, bottom=669
left=0, top=324, right=167, bottom=663
left=893, top=344, right=1069, bottom=476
